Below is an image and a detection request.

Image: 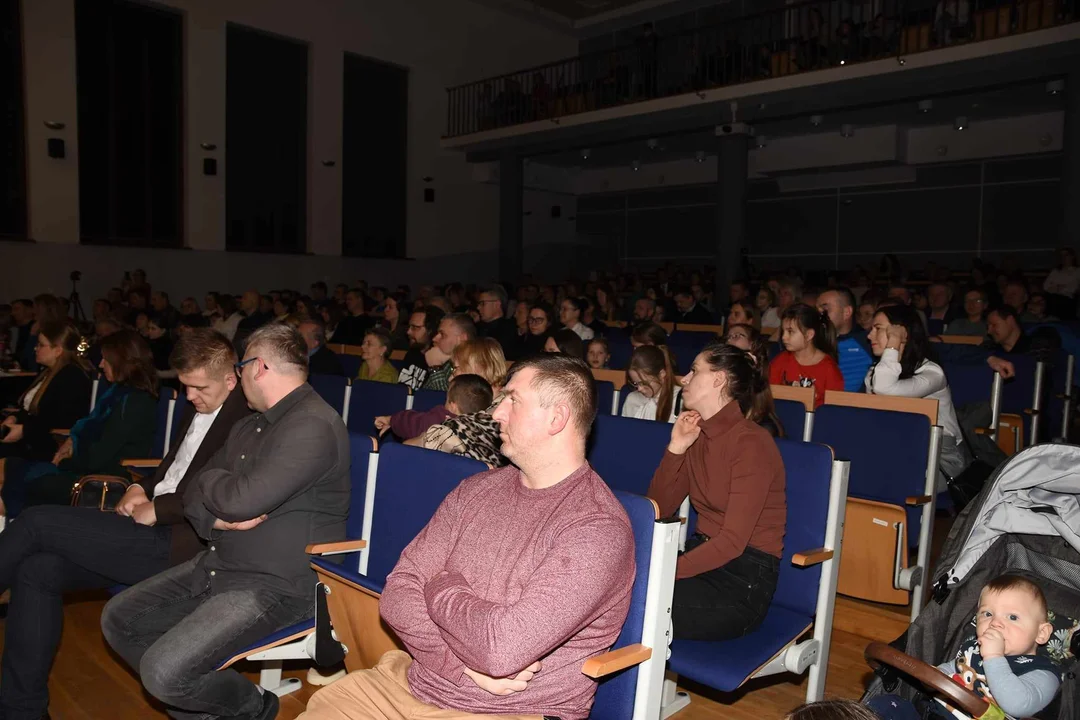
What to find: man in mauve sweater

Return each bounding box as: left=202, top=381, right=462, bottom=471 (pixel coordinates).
left=300, top=354, right=636, bottom=720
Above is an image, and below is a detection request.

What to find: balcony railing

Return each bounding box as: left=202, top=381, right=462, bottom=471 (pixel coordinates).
left=445, top=0, right=1076, bottom=138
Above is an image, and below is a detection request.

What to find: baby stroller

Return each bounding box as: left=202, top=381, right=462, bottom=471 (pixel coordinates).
left=861, top=443, right=1080, bottom=719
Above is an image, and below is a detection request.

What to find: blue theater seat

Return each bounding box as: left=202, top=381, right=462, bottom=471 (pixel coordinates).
left=587, top=414, right=671, bottom=496
left=663, top=440, right=849, bottom=711
left=410, top=388, right=446, bottom=413
left=308, top=374, right=349, bottom=417
left=345, top=380, right=408, bottom=437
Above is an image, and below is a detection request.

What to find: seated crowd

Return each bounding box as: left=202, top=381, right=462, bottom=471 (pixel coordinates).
left=0, top=251, right=1073, bottom=720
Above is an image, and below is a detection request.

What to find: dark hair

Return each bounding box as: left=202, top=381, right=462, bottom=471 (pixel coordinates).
left=698, top=342, right=781, bottom=433
left=631, top=321, right=669, bottom=348
left=587, top=337, right=610, bottom=355
left=781, top=304, right=838, bottom=360
left=629, top=345, right=676, bottom=422
left=170, top=328, right=237, bottom=377
left=386, top=291, right=410, bottom=315
left=218, top=294, right=238, bottom=317
left=786, top=699, right=881, bottom=720
left=563, top=297, right=587, bottom=317
left=983, top=573, right=1048, bottom=620
left=415, top=306, right=445, bottom=341
left=504, top=354, right=597, bottom=437
left=871, top=305, right=931, bottom=380
left=988, top=304, right=1019, bottom=323
left=34, top=294, right=65, bottom=324
left=363, top=325, right=393, bottom=355
left=528, top=303, right=555, bottom=333
left=100, top=329, right=159, bottom=397
left=827, top=286, right=857, bottom=309
left=447, top=373, right=494, bottom=415
left=311, top=281, right=328, bottom=293
left=549, top=328, right=585, bottom=358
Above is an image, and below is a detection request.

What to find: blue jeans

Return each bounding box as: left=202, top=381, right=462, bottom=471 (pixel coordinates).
left=101, top=557, right=313, bottom=720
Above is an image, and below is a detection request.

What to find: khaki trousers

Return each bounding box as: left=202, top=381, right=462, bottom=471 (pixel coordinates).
left=299, top=651, right=545, bottom=720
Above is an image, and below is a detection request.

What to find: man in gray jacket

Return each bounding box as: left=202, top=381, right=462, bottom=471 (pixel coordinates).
left=102, top=323, right=350, bottom=720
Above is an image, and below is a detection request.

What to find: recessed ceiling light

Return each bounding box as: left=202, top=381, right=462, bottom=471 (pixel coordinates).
left=810, top=115, right=823, bottom=127
left=1047, top=79, right=1065, bottom=95
left=840, top=124, right=854, bottom=138
left=632, top=160, right=640, bottom=171
left=755, top=135, right=767, bottom=149
left=917, top=99, right=933, bottom=113
left=954, top=116, right=968, bottom=131
left=695, top=151, right=706, bottom=163
left=581, top=148, right=590, bottom=160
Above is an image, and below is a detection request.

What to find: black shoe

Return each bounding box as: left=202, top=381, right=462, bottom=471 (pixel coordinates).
left=252, top=691, right=279, bottom=720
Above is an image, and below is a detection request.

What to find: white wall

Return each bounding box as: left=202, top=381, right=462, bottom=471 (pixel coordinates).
left=6, top=0, right=576, bottom=301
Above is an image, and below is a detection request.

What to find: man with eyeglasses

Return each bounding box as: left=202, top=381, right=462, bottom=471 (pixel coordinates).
left=0, top=329, right=250, bottom=720
left=102, top=323, right=350, bottom=720
left=474, top=286, right=517, bottom=359
left=397, top=307, right=444, bottom=390
left=946, top=289, right=989, bottom=337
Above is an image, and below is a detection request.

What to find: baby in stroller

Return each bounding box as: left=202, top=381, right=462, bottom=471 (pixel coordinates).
left=870, top=574, right=1061, bottom=718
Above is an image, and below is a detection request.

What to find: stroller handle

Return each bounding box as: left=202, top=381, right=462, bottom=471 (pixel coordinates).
left=864, top=641, right=992, bottom=718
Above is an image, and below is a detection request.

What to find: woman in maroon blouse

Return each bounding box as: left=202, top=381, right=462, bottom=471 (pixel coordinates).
left=647, top=342, right=787, bottom=640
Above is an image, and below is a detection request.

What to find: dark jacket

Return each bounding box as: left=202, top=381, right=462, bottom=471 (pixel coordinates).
left=309, top=345, right=345, bottom=377
left=476, top=317, right=518, bottom=356
left=333, top=313, right=374, bottom=346
left=62, top=388, right=157, bottom=478
left=137, top=387, right=252, bottom=565
left=14, top=364, right=93, bottom=461
left=673, top=304, right=714, bottom=325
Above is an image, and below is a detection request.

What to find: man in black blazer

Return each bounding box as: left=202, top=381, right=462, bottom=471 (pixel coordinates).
left=299, top=317, right=345, bottom=377
left=0, top=329, right=251, bottom=720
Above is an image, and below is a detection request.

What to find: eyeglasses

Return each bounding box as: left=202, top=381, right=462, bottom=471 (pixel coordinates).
left=528, top=316, right=546, bottom=324
left=234, top=357, right=260, bottom=376
left=727, top=333, right=749, bottom=342
left=477, top=299, right=499, bottom=306
left=407, top=324, right=426, bottom=331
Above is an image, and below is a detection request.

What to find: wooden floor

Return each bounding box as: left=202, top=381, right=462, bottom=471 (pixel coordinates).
left=0, top=593, right=882, bottom=720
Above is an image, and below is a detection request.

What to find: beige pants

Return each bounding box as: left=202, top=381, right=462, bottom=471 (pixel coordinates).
left=299, top=651, right=544, bottom=720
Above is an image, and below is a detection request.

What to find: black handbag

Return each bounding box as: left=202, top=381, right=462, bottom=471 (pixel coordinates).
left=70, top=474, right=132, bottom=512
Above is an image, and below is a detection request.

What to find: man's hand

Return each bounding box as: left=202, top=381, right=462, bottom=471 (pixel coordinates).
left=978, top=627, right=1006, bottom=660
left=374, top=415, right=391, bottom=436
left=463, top=662, right=542, bottom=696
left=131, top=501, right=157, bottom=526
left=51, top=438, right=74, bottom=466
left=212, top=515, right=268, bottom=531
left=2, top=422, right=23, bottom=444
left=424, top=345, right=451, bottom=367
left=116, top=484, right=150, bottom=517
left=987, top=356, right=1016, bottom=379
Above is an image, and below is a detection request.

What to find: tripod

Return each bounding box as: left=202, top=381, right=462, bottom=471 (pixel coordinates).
left=69, top=276, right=87, bottom=326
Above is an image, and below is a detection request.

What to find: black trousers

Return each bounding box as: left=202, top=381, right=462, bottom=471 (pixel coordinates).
left=0, top=505, right=173, bottom=719
left=671, top=533, right=779, bottom=641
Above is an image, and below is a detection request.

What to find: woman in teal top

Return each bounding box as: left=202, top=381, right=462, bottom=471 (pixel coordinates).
left=1, top=329, right=158, bottom=518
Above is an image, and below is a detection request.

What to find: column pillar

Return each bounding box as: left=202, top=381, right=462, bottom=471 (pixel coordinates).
left=715, top=124, right=750, bottom=308
left=1062, top=72, right=1080, bottom=249
left=498, top=152, right=524, bottom=283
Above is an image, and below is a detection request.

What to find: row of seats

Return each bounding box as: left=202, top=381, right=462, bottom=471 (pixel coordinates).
left=219, top=433, right=849, bottom=717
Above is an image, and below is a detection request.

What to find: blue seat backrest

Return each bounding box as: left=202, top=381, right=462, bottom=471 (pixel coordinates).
left=346, top=381, right=408, bottom=437
left=668, top=331, right=715, bottom=374
left=811, top=404, right=930, bottom=535
left=366, top=444, right=485, bottom=585
left=411, top=388, right=447, bottom=413
left=590, top=490, right=657, bottom=720
left=309, top=374, right=349, bottom=416
left=595, top=380, right=615, bottom=416
left=774, top=398, right=806, bottom=441
left=588, top=414, right=670, bottom=496
left=345, top=433, right=376, bottom=541
left=941, top=361, right=995, bottom=408
left=774, top=439, right=832, bottom=617
left=151, top=390, right=174, bottom=458
left=609, top=335, right=633, bottom=370
left=337, top=354, right=362, bottom=379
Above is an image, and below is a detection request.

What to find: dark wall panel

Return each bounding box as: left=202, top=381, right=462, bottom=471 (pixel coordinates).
left=226, top=25, right=308, bottom=253
left=342, top=53, right=407, bottom=258
left=0, top=0, right=25, bottom=239
left=76, top=0, right=182, bottom=247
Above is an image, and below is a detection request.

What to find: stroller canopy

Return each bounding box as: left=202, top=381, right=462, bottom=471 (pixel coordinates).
left=944, top=444, right=1080, bottom=587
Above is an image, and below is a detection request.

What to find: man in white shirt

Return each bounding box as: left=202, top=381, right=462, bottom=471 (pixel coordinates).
left=0, top=329, right=250, bottom=720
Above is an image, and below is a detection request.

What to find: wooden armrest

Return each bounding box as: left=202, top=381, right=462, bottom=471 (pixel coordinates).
left=974, top=427, right=991, bottom=435
left=581, top=643, right=652, bottom=678
left=305, top=539, right=368, bottom=555
left=51, top=429, right=70, bottom=436
left=122, top=458, right=162, bottom=468
left=791, top=547, right=834, bottom=567
left=905, top=495, right=932, bottom=506
left=1023, top=408, right=1040, bottom=416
